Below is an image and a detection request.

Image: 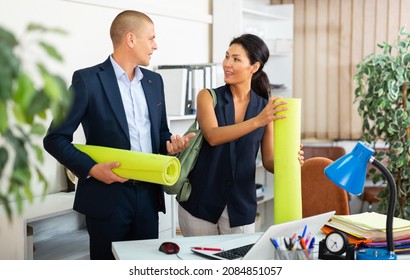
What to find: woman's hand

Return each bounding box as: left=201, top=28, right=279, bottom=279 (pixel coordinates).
left=256, top=96, right=288, bottom=127
left=298, top=144, right=305, bottom=166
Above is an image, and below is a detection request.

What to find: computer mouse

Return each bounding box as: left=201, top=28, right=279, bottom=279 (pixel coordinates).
left=159, top=242, right=180, bottom=254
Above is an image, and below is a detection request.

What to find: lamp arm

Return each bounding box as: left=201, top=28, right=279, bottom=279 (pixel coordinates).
left=370, top=157, right=397, bottom=253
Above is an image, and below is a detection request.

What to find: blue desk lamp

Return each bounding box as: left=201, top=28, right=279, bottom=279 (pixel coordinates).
left=324, top=141, right=397, bottom=260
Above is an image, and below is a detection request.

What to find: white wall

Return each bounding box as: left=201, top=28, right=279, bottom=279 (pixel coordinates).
left=0, top=0, right=211, bottom=196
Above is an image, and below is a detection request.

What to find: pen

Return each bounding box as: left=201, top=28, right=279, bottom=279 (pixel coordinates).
left=306, top=235, right=313, bottom=249
left=305, top=232, right=312, bottom=248
left=278, top=237, right=287, bottom=251
left=290, top=233, right=297, bottom=243
left=289, top=233, right=297, bottom=249
left=284, top=237, right=292, bottom=250
left=305, top=232, right=312, bottom=245
left=299, top=236, right=307, bottom=249
left=301, top=225, right=307, bottom=238
left=308, top=237, right=315, bottom=249
left=270, top=238, right=280, bottom=249
left=192, top=247, right=222, bottom=251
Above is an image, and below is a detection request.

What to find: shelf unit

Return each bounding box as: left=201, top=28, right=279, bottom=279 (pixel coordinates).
left=168, top=115, right=196, bottom=136
left=0, top=192, right=76, bottom=259
left=241, top=8, right=289, bottom=19
left=0, top=190, right=176, bottom=260
left=167, top=116, right=196, bottom=231
left=255, top=154, right=274, bottom=231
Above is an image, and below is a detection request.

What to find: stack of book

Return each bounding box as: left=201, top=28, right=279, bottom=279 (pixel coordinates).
left=322, top=212, right=410, bottom=254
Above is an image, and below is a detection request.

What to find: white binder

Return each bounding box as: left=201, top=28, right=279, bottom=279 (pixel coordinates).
left=156, top=68, right=189, bottom=116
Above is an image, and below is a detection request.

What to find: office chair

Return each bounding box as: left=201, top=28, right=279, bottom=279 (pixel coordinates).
left=302, top=145, right=346, bottom=161
left=360, top=186, right=384, bottom=212
left=301, top=157, right=350, bottom=218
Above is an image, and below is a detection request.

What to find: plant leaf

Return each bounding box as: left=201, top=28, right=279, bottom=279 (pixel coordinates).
left=38, top=41, right=64, bottom=62
left=0, top=100, right=7, bottom=133
left=13, top=73, right=36, bottom=109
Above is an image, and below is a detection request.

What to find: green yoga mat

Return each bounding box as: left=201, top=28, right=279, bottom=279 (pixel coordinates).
left=74, top=144, right=181, bottom=186
left=273, top=98, right=302, bottom=224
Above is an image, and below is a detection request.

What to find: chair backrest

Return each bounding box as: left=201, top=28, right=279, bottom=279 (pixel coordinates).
left=303, top=146, right=346, bottom=161
left=301, top=157, right=350, bottom=218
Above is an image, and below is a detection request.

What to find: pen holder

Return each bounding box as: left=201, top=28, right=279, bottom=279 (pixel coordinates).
left=274, top=249, right=314, bottom=260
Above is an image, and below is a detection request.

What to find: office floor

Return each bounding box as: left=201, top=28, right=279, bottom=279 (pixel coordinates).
left=32, top=212, right=90, bottom=260
left=34, top=228, right=89, bottom=260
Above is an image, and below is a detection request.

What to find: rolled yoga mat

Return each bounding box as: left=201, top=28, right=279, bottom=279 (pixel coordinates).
left=74, top=144, right=181, bottom=186
left=273, top=98, right=302, bottom=224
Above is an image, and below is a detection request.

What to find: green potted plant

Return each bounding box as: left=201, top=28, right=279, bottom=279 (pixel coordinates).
left=354, top=26, right=410, bottom=219
left=0, top=23, right=71, bottom=219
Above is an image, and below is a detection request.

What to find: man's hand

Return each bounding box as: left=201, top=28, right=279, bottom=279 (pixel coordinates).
left=89, top=162, right=128, bottom=184
left=166, top=132, right=196, bottom=155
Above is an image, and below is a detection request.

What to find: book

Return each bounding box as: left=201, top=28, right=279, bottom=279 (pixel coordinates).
left=256, top=183, right=265, bottom=201
left=325, top=212, right=410, bottom=242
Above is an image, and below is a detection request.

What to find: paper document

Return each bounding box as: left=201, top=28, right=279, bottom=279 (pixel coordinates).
left=326, top=212, right=410, bottom=241
left=333, top=212, right=410, bottom=231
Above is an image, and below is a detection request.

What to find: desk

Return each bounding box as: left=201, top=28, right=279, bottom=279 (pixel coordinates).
left=113, top=232, right=323, bottom=260
left=113, top=233, right=262, bottom=260
left=112, top=232, right=410, bottom=260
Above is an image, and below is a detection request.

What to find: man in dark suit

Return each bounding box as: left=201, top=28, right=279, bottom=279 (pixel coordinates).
left=43, top=10, right=194, bottom=260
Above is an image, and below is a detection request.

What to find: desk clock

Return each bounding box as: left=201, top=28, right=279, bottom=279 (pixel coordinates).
left=319, top=231, right=355, bottom=260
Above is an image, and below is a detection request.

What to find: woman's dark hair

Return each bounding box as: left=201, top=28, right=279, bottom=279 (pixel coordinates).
left=230, top=33, right=271, bottom=99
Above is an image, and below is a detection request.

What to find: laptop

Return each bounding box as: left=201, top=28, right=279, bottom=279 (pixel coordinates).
left=191, top=211, right=335, bottom=260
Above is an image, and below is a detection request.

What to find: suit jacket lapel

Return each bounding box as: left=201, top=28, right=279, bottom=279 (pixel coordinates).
left=141, top=73, right=160, bottom=152
left=98, top=58, right=130, bottom=141
left=141, top=76, right=158, bottom=126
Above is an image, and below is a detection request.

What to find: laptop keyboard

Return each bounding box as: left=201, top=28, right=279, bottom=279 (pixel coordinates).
left=214, top=244, right=254, bottom=260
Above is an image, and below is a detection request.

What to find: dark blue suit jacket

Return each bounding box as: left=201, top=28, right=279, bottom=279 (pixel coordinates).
left=44, top=57, right=170, bottom=219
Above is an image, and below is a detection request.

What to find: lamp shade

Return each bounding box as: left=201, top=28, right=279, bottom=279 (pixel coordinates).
left=324, top=142, right=374, bottom=195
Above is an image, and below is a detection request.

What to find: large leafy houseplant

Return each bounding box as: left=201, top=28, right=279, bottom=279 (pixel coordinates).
left=0, top=24, right=71, bottom=219
left=354, top=26, right=410, bottom=220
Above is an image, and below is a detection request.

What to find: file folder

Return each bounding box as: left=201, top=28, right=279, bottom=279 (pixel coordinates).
left=156, top=68, right=189, bottom=116
left=156, top=64, right=218, bottom=115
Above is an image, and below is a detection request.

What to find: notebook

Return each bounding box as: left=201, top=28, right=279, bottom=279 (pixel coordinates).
left=191, top=211, right=335, bottom=260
